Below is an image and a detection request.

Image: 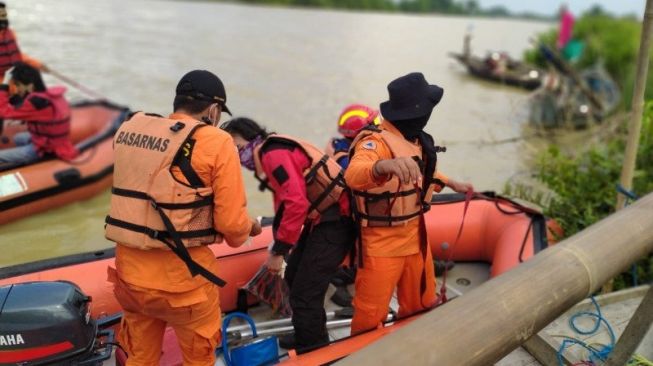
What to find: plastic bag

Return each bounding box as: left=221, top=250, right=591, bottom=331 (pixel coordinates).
left=242, top=265, right=292, bottom=317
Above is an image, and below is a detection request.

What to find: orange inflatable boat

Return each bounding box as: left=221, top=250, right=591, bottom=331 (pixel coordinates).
left=122, top=193, right=554, bottom=365
left=0, top=227, right=274, bottom=319
left=0, top=192, right=554, bottom=365
left=0, top=101, right=130, bottom=225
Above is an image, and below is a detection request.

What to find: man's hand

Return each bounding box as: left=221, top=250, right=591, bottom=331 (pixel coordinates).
left=249, top=218, right=262, bottom=237
left=447, top=179, right=474, bottom=194
left=373, top=157, right=422, bottom=184
left=265, top=253, right=285, bottom=274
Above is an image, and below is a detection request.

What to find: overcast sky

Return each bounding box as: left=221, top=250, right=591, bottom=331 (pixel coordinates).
left=476, top=0, right=645, bottom=17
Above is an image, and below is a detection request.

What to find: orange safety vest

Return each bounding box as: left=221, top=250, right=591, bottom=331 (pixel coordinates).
left=105, top=112, right=226, bottom=286
left=253, top=134, right=345, bottom=220
left=349, top=127, right=438, bottom=227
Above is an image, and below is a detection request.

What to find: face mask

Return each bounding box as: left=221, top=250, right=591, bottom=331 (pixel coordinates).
left=394, top=111, right=432, bottom=140
left=201, top=104, right=219, bottom=126
left=239, top=135, right=263, bottom=171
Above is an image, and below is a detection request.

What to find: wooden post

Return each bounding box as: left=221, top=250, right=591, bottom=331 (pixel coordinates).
left=336, top=193, right=653, bottom=366
left=604, top=0, right=653, bottom=294
left=604, top=286, right=653, bottom=366
left=617, top=0, right=653, bottom=210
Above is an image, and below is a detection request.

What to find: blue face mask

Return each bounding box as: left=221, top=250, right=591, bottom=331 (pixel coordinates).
left=238, top=135, right=263, bottom=171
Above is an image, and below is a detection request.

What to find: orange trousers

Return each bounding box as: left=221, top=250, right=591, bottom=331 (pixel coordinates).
left=350, top=246, right=436, bottom=335
left=111, top=274, right=221, bottom=366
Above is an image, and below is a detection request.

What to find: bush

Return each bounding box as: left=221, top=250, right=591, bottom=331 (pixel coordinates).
left=505, top=102, right=653, bottom=290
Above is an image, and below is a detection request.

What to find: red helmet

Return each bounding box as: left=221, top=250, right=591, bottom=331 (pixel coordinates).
left=337, top=104, right=380, bottom=138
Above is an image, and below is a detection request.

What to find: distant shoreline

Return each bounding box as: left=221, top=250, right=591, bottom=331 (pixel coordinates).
left=168, top=0, right=556, bottom=21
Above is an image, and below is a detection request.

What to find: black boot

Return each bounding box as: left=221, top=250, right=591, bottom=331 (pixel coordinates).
left=330, top=286, right=353, bottom=307
left=278, top=334, right=297, bottom=350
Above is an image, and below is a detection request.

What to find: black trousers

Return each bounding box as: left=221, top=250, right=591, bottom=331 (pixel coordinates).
left=284, top=216, right=355, bottom=348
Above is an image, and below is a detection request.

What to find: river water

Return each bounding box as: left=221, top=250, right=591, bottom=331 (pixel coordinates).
left=0, top=0, right=550, bottom=267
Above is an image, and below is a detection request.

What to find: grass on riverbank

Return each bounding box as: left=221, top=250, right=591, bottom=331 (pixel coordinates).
left=505, top=103, right=653, bottom=290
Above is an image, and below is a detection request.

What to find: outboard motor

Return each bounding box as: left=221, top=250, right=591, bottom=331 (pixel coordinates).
left=0, top=281, right=113, bottom=365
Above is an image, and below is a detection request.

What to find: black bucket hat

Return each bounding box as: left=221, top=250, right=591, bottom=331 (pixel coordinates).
left=175, top=70, right=232, bottom=115
left=380, top=72, right=444, bottom=121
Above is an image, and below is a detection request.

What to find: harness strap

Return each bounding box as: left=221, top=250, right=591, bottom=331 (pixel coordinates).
left=174, top=153, right=204, bottom=188
left=111, top=187, right=213, bottom=209
left=352, top=188, right=418, bottom=200
left=105, top=216, right=216, bottom=239
left=355, top=210, right=423, bottom=223
left=150, top=201, right=227, bottom=287
left=306, top=168, right=345, bottom=215
left=305, top=155, right=329, bottom=182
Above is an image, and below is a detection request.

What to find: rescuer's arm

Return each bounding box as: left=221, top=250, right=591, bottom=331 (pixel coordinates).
left=260, top=147, right=310, bottom=256
left=210, top=132, right=255, bottom=247
left=344, top=135, right=389, bottom=191
left=345, top=135, right=422, bottom=189
left=431, top=170, right=474, bottom=194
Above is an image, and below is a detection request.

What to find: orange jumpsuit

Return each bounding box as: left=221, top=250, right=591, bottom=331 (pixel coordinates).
left=345, top=121, right=448, bottom=335
left=111, top=113, right=252, bottom=366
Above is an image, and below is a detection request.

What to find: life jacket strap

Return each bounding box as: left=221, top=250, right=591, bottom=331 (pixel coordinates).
left=105, top=215, right=216, bottom=240
left=111, top=187, right=213, bottom=209
left=306, top=156, right=346, bottom=216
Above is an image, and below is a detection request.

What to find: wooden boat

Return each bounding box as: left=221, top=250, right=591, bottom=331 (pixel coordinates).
left=0, top=101, right=130, bottom=225
left=450, top=52, right=544, bottom=91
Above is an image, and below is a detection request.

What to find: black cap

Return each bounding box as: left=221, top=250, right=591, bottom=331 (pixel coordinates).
left=175, top=70, right=231, bottom=115
left=380, top=72, right=443, bottom=121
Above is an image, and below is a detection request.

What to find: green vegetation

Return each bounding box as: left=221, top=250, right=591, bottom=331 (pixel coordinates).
left=189, top=0, right=552, bottom=18
left=505, top=102, right=653, bottom=290
left=524, top=11, right=653, bottom=106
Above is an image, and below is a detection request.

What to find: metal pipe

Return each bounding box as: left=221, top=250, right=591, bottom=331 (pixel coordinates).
left=235, top=318, right=352, bottom=339
left=337, top=193, right=653, bottom=366
left=226, top=310, right=346, bottom=334
left=230, top=313, right=396, bottom=340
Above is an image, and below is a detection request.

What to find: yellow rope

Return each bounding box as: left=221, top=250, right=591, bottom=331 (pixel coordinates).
left=627, top=354, right=653, bottom=366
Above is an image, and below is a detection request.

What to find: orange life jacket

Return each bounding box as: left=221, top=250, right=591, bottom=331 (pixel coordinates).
left=349, top=127, right=437, bottom=227
left=253, top=134, right=345, bottom=220
left=105, top=112, right=227, bottom=286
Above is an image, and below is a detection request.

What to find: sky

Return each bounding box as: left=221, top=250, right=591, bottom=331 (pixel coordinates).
left=476, top=0, right=646, bottom=17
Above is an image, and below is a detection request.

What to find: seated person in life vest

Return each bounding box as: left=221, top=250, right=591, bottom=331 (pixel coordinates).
left=0, top=62, right=77, bottom=170
left=325, top=104, right=380, bottom=169
left=222, top=117, right=354, bottom=350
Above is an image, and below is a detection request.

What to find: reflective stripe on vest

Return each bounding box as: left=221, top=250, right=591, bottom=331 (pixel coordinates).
left=349, top=127, right=435, bottom=227
left=253, top=134, right=345, bottom=220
